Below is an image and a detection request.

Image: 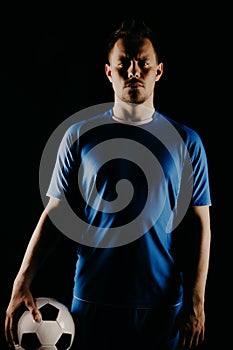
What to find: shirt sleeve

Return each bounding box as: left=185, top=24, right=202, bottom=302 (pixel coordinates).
left=189, top=132, right=212, bottom=206
left=46, top=123, right=79, bottom=199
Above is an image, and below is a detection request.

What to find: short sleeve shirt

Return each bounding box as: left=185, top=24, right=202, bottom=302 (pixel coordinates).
left=46, top=109, right=211, bottom=308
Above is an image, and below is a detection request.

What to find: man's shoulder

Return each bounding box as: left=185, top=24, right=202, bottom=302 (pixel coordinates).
left=66, top=108, right=113, bottom=134
left=156, top=111, right=202, bottom=144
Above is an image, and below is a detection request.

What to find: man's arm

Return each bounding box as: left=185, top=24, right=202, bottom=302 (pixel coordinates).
left=179, top=205, right=211, bottom=349
left=5, top=196, right=61, bottom=349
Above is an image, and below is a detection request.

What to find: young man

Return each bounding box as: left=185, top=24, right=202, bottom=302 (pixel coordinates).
left=5, top=19, right=211, bottom=349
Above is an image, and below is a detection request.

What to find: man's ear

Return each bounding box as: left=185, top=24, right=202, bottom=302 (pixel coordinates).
left=105, top=63, right=112, bottom=82
left=155, top=62, right=164, bottom=81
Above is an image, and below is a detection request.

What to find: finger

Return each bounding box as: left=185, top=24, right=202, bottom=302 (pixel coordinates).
left=25, top=298, right=41, bottom=322
left=5, top=317, right=12, bottom=348
left=5, top=315, right=18, bottom=349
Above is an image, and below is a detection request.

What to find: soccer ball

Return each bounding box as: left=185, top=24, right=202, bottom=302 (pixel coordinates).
left=17, top=297, right=75, bottom=350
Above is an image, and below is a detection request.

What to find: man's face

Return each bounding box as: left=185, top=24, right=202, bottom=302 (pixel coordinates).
left=105, top=38, right=163, bottom=105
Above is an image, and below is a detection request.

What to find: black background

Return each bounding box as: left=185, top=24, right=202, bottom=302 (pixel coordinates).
left=1, top=3, right=230, bottom=349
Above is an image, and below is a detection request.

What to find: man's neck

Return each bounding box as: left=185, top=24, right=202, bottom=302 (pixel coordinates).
left=112, top=102, right=155, bottom=123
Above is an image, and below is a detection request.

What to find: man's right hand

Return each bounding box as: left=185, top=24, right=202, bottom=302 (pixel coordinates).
left=5, top=285, right=41, bottom=349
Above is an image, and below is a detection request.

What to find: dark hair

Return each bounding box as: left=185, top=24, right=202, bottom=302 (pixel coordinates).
left=105, top=18, right=161, bottom=63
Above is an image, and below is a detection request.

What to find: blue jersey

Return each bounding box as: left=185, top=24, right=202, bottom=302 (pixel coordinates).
left=46, top=108, right=211, bottom=308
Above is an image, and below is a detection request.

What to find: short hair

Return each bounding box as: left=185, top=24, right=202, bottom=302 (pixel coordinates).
left=105, top=18, right=161, bottom=63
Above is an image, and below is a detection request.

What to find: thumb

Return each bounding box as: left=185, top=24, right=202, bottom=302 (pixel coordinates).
left=26, top=298, right=41, bottom=323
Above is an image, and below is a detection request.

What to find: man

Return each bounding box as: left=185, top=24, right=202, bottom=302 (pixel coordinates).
left=5, top=18, right=211, bottom=349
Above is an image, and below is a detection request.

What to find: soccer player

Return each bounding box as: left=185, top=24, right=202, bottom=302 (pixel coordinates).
left=5, top=18, right=211, bottom=349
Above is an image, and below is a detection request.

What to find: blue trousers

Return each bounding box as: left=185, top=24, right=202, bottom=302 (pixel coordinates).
left=70, top=297, right=182, bottom=350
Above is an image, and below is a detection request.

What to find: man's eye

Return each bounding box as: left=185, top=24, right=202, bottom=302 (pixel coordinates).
left=139, top=61, right=150, bottom=68
left=118, top=58, right=130, bottom=68
left=118, top=62, right=129, bottom=68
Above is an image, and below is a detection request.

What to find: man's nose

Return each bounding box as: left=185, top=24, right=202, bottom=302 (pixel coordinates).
left=128, top=61, right=140, bottom=79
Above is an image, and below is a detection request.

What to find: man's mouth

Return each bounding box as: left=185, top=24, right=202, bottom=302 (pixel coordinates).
left=126, top=82, right=143, bottom=88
